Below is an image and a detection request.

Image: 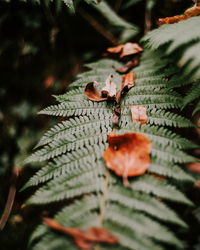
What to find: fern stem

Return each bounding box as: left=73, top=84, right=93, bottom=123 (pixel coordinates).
left=0, top=168, right=20, bottom=230
left=78, top=8, right=118, bottom=45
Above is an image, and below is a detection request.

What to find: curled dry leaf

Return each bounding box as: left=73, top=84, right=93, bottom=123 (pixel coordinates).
left=131, top=105, right=148, bottom=125
left=121, top=72, right=135, bottom=90
left=84, top=76, right=117, bottom=102
left=84, top=81, right=107, bottom=102
left=103, top=133, right=152, bottom=186
left=158, top=4, right=200, bottom=25
left=107, top=42, right=143, bottom=58
left=115, top=72, right=135, bottom=104
left=121, top=43, right=143, bottom=58
left=101, top=75, right=117, bottom=99
left=43, top=218, right=118, bottom=250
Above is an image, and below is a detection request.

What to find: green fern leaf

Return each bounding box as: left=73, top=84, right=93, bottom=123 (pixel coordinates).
left=25, top=49, right=195, bottom=250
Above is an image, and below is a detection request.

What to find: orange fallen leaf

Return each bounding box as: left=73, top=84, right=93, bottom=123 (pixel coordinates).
left=107, top=42, right=143, bottom=58
left=131, top=105, right=148, bottom=125
left=101, top=75, right=117, bottom=99
left=107, top=44, right=124, bottom=54
left=121, top=72, right=135, bottom=90
left=103, top=133, right=151, bottom=186
left=121, top=43, right=143, bottom=58
left=43, top=218, right=118, bottom=250
left=158, top=4, right=200, bottom=25
left=84, top=81, right=107, bottom=102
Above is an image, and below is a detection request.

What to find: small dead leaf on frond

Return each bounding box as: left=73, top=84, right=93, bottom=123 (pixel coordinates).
left=84, top=75, right=116, bottom=102
left=85, top=73, right=135, bottom=126
left=158, top=3, right=200, bottom=25
left=121, top=72, right=135, bottom=90
left=101, top=75, right=117, bottom=99
left=115, top=72, right=135, bottom=104
left=103, top=133, right=151, bottom=187
left=43, top=218, right=119, bottom=250
left=84, top=81, right=107, bottom=102
left=131, top=105, right=148, bottom=125
left=107, top=42, right=143, bottom=58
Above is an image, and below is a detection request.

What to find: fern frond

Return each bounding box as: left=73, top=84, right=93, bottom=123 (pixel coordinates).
left=91, top=0, right=138, bottom=42
left=105, top=204, right=183, bottom=247
left=193, top=99, right=200, bottom=115
left=27, top=128, right=109, bottom=162
left=36, top=114, right=111, bottom=148
left=143, top=17, right=200, bottom=52
left=27, top=174, right=104, bottom=204
left=142, top=16, right=200, bottom=79
left=118, top=124, right=197, bottom=150
left=63, top=0, right=75, bottom=12
left=105, top=222, right=165, bottom=250
left=122, top=109, right=194, bottom=128
left=31, top=230, right=75, bottom=250
left=38, top=101, right=112, bottom=117
left=148, top=159, right=194, bottom=182
left=26, top=50, right=195, bottom=250
left=109, top=185, right=187, bottom=227
left=183, top=80, right=200, bottom=107
left=130, top=175, right=193, bottom=205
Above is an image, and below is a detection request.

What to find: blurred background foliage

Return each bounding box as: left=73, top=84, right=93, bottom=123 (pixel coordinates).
left=0, top=0, right=197, bottom=249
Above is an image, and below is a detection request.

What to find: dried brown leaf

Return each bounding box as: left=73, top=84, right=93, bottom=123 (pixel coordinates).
left=84, top=81, right=107, bottom=102
left=131, top=105, right=148, bottom=125
left=114, top=72, right=135, bottom=105
left=121, top=72, right=135, bottom=90
left=44, top=218, right=118, bottom=250
left=101, top=75, right=117, bottom=99
left=158, top=4, right=200, bottom=25
left=107, top=44, right=124, bottom=54
left=103, top=133, right=151, bottom=186
left=107, top=43, right=143, bottom=58
left=120, top=43, right=143, bottom=58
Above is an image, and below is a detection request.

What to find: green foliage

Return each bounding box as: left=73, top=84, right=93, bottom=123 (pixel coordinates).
left=91, top=1, right=138, bottom=42
left=142, top=16, right=200, bottom=117
left=142, top=17, right=200, bottom=79
left=24, top=48, right=197, bottom=250
left=123, top=0, right=143, bottom=9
